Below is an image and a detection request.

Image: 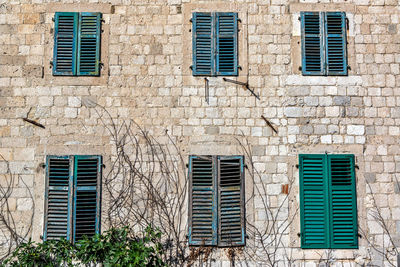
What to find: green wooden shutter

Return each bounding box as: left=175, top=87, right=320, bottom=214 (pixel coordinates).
left=324, top=12, right=347, bottom=75
left=77, top=13, right=101, bottom=76
left=44, top=156, right=73, bottom=240
left=215, top=13, right=238, bottom=76
left=328, top=154, right=358, bottom=248
left=53, top=12, right=78, bottom=76
left=188, top=156, right=217, bottom=245
left=73, top=155, right=102, bottom=242
left=218, top=156, right=245, bottom=246
left=301, top=12, right=325, bottom=75
left=192, top=13, right=214, bottom=76
left=299, top=154, right=329, bottom=248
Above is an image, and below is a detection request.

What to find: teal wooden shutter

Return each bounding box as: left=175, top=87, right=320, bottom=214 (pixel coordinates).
left=53, top=12, right=78, bottom=76
left=324, top=12, right=347, bottom=75
left=192, top=13, right=214, bottom=76
left=216, top=13, right=238, bottom=76
left=188, top=156, right=217, bottom=245
left=44, top=156, right=73, bottom=240
left=77, top=13, right=101, bottom=76
left=301, top=12, right=325, bottom=75
left=218, top=156, right=245, bottom=246
left=299, top=154, right=329, bottom=248
left=328, top=155, right=358, bottom=248
left=73, top=155, right=102, bottom=242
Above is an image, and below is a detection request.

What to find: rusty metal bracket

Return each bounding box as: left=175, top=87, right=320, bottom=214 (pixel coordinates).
left=261, top=115, right=277, bottom=134
left=223, top=78, right=260, bottom=100
left=23, top=118, right=45, bottom=129
left=205, top=78, right=209, bottom=104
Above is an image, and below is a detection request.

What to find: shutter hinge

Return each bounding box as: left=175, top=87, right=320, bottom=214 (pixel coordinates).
left=237, top=18, right=241, bottom=23
left=186, top=163, right=189, bottom=168
left=297, top=232, right=301, bottom=237
left=298, top=16, right=301, bottom=21
left=189, top=18, right=192, bottom=23
left=345, top=17, right=349, bottom=30
left=101, top=19, right=105, bottom=23
left=189, top=65, right=193, bottom=70
left=355, top=165, right=359, bottom=170
left=50, top=61, right=53, bottom=67
left=52, top=17, right=55, bottom=22
left=40, top=163, right=46, bottom=169
left=296, top=164, right=299, bottom=169
left=99, top=62, right=104, bottom=69
left=298, top=66, right=302, bottom=71
left=238, top=65, right=242, bottom=70
left=102, top=164, right=106, bottom=169
left=347, top=65, right=351, bottom=70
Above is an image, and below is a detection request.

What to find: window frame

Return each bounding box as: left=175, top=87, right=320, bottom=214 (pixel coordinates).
left=299, top=154, right=358, bottom=249
left=188, top=155, right=246, bottom=247
left=300, top=11, right=348, bottom=76
left=191, top=12, right=239, bottom=77
left=53, top=12, right=102, bottom=77
left=43, top=155, right=102, bottom=243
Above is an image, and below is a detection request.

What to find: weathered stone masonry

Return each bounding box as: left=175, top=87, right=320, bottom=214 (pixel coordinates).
left=0, top=0, right=400, bottom=265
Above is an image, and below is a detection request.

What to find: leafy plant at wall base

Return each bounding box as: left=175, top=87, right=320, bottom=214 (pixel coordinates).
left=76, top=226, right=166, bottom=267
left=2, top=238, right=74, bottom=267
left=1, top=226, right=166, bottom=267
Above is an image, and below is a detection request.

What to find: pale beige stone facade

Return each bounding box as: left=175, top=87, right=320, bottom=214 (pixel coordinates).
left=0, top=0, right=400, bottom=266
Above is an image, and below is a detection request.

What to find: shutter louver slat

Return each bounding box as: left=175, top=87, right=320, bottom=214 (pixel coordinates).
left=301, top=12, right=325, bottom=75
left=192, top=13, right=214, bottom=76
left=328, top=155, right=358, bottom=248
left=73, top=156, right=101, bottom=242
left=78, top=13, right=101, bottom=76
left=218, top=156, right=245, bottom=246
left=189, top=156, right=217, bottom=245
left=325, top=12, right=347, bottom=75
left=53, top=13, right=78, bottom=76
left=45, top=157, right=72, bottom=240
left=216, top=13, right=238, bottom=76
left=299, top=155, right=329, bottom=248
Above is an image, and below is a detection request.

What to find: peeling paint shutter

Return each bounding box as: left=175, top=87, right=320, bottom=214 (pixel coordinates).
left=216, top=13, right=238, bottom=76
left=192, top=13, right=214, bottom=76
left=53, top=12, right=78, bottom=76
left=299, top=154, right=329, bottom=248
left=44, top=156, right=73, bottom=240
left=325, top=12, right=347, bottom=75
left=188, top=156, right=217, bottom=245
left=77, top=13, right=101, bottom=76
left=328, top=155, right=358, bottom=248
left=73, top=156, right=102, bottom=242
left=218, top=156, right=245, bottom=246
left=301, top=12, right=325, bottom=75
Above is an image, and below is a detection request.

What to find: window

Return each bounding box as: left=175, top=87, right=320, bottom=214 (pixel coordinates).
left=43, top=155, right=102, bottom=242
left=192, top=12, right=238, bottom=76
left=299, top=154, right=358, bottom=249
left=53, top=12, right=101, bottom=76
left=301, top=12, right=347, bottom=76
left=188, top=155, right=245, bottom=247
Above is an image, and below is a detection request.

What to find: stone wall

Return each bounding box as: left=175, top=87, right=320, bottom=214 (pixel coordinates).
left=0, top=0, right=400, bottom=265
